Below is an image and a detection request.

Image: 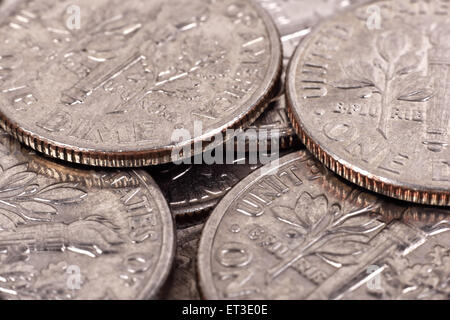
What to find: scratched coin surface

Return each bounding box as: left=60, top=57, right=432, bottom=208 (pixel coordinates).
left=198, top=151, right=450, bottom=299
left=286, top=0, right=450, bottom=206
left=246, top=0, right=369, bottom=149
left=0, top=130, right=175, bottom=300
left=0, top=0, right=281, bottom=167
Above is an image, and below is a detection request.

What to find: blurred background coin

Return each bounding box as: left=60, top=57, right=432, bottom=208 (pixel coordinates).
left=151, top=159, right=264, bottom=222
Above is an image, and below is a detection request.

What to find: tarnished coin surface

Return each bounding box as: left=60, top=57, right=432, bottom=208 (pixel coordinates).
left=198, top=151, right=450, bottom=299
left=151, top=160, right=263, bottom=219
left=0, top=130, right=175, bottom=300
left=0, top=0, right=281, bottom=167
left=286, top=0, right=450, bottom=206
left=160, top=224, right=203, bottom=300
left=151, top=150, right=296, bottom=219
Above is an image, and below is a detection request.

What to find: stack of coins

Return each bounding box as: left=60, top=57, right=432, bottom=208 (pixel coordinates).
left=0, top=0, right=448, bottom=300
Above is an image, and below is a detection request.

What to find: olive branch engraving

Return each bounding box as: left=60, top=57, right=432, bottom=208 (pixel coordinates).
left=333, top=30, right=433, bottom=139
left=0, top=163, right=126, bottom=259
left=266, top=189, right=384, bottom=283
left=0, top=164, right=87, bottom=229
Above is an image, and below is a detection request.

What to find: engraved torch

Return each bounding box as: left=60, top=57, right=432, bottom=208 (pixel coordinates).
left=424, top=25, right=450, bottom=152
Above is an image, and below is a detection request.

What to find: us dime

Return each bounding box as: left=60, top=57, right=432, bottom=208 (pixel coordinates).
left=152, top=0, right=367, bottom=218
left=286, top=0, right=450, bottom=206
left=0, top=0, right=281, bottom=167
left=246, top=0, right=369, bottom=150
left=0, top=130, right=175, bottom=300
left=197, top=151, right=450, bottom=299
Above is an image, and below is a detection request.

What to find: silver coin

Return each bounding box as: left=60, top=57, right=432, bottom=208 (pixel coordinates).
left=0, top=129, right=175, bottom=300
left=198, top=151, right=450, bottom=299
left=0, top=133, right=142, bottom=189
left=245, top=93, right=298, bottom=151
left=286, top=0, right=450, bottom=205
left=247, top=0, right=369, bottom=149
left=0, top=0, right=281, bottom=167
left=151, top=161, right=262, bottom=218
left=0, top=0, right=24, bottom=24
left=159, top=224, right=203, bottom=300
left=151, top=0, right=369, bottom=218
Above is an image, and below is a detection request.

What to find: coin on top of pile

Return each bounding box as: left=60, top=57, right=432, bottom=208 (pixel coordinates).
left=197, top=151, right=450, bottom=300
left=0, top=0, right=281, bottom=167
left=0, top=129, right=175, bottom=300
left=150, top=0, right=372, bottom=220
left=286, top=0, right=450, bottom=206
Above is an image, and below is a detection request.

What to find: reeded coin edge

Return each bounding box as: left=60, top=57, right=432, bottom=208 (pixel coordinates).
left=286, top=83, right=449, bottom=207
left=168, top=141, right=303, bottom=219
left=0, top=0, right=282, bottom=168
left=286, top=104, right=450, bottom=206
left=171, top=198, right=216, bottom=218
left=237, top=126, right=298, bottom=151
left=284, top=5, right=450, bottom=207
left=0, top=91, right=277, bottom=168
left=132, top=171, right=176, bottom=300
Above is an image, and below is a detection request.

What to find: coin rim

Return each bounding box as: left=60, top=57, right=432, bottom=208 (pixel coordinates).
left=197, top=150, right=450, bottom=299
left=165, top=146, right=301, bottom=218
left=0, top=0, right=282, bottom=167
left=197, top=151, right=302, bottom=299
left=131, top=170, right=176, bottom=300
left=285, top=4, right=450, bottom=206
